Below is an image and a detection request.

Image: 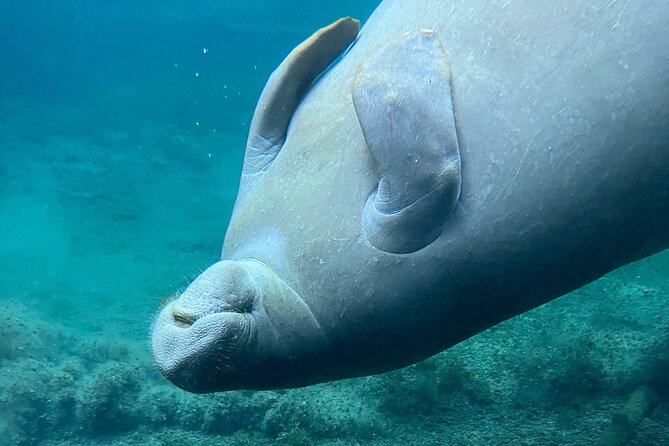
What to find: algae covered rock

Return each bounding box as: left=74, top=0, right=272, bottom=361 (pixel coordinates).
left=597, top=386, right=658, bottom=446
left=262, top=384, right=386, bottom=440
left=75, top=361, right=142, bottom=434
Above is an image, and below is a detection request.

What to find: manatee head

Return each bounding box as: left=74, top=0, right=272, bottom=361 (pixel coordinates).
left=151, top=260, right=324, bottom=392
left=152, top=18, right=359, bottom=393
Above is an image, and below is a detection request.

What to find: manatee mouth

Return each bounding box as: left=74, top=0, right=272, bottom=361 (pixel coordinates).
left=151, top=259, right=329, bottom=392
left=152, top=305, right=252, bottom=391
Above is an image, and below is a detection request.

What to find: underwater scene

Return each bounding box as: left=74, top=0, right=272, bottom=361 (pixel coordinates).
left=1, top=0, right=668, bottom=445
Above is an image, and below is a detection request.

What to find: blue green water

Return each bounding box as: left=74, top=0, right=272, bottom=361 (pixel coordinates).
left=1, top=1, right=668, bottom=445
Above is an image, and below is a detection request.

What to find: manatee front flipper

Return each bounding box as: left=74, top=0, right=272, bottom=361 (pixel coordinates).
left=244, top=17, right=360, bottom=174
left=353, top=30, right=461, bottom=254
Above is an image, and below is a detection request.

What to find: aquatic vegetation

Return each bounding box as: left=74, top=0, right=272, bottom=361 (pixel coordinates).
left=75, top=361, right=142, bottom=434
left=597, top=386, right=658, bottom=446
left=370, top=354, right=493, bottom=415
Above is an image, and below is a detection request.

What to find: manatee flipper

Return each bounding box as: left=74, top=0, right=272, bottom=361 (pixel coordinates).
left=352, top=30, right=461, bottom=254
left=244, top=17, right=360, bottom=174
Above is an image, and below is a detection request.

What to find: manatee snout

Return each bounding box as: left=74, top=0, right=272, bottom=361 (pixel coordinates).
left=151, top=259, right=326, bottom=392
left=151, top=260, right=259, bottom=393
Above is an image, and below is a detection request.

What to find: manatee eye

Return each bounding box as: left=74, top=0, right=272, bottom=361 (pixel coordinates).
left=172, top=311, right=195, bottom=328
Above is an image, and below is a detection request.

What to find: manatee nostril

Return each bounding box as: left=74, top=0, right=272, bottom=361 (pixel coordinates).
left=172, top=311, right=196, bottom=328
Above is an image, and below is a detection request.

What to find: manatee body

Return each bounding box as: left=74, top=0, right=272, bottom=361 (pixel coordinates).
left=152, top=0, right=669, bottom=392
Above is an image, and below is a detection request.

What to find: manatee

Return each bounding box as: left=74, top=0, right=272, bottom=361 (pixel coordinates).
left=151, top=0, right=669, bottom=392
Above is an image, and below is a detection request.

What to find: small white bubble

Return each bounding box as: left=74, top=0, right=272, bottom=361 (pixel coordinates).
left=202, top=48, right=208, bottom=54
left=174, top=63, right=178, bottom=68
left=208, top=153, right=211, bottom=158
left=195, top=72, right=200, bottom=77
left=195, top=121, right=200, bottom=126
left=253, top=65, right=258, bottom=70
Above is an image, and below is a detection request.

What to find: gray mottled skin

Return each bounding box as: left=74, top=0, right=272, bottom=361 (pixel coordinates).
left=152, top=0, right=669, bottom=392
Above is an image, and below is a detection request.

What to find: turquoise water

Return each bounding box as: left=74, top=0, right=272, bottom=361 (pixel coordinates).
left=1, top=1, right=668, bottom=445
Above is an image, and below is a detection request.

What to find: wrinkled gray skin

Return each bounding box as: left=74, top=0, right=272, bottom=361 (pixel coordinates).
left=152, top=0, right=669, bottom=393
